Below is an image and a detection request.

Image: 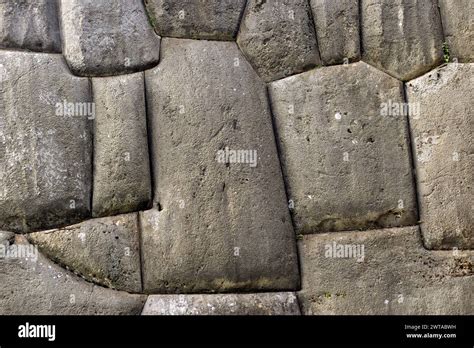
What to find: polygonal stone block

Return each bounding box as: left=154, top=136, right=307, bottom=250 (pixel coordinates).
left=144, top=0, right=247, bottom=41
left=361, top=0, right=444, bottom=81
left=406, top=64, right=474, bottom=249
left=28, top=213, right=142, bottom=293
left=142, top=293, right=300, bottom=315
left=237, top=0, right=321, bottom=82
left=439, top=0, right=474, bottom=62
left=60, top=0, right=160, bottom=76
left=0, top=0, right=61, bottom=53
left=269, top=62, right=418, bottom=234
left=143, top=38, right=299, bottom=293
left=0, top=236, right=146, bottom=315
left=0, top=51, right=92, bottom=233
left=298, top=227, right=473, bottom=314
left=92, top=73, right=152, bottom=217
left=310, top=0, right=360, bottom=65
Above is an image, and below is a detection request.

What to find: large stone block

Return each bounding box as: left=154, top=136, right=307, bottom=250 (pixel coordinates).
left=406, top=64, right=473, bottom=249
left=60, top=0, right=160, bottom=76
left=92, top=73, right=151, bottom=217
left=0, top=51, right=92, bottom=233
left=439, top=0, right=474, bottom=62
left=27, top=213, right=142, bottom=293
left=298, top=227, right=473, bottom=314
left=237, top=0, right=321, bottom=82
left=143, top=38, right=299, bottom=293
left=0, top=236, right=146, bottom=315
left=361, top=0, right=444, bottom=81
left=142, top=293, right=300, bottom=315
left=0, top=0, right=61, bottom=53
left=310, top=0, right=360, bottom=65
left=269, top=62, right=417, bottom=234
left=144, top=0, right=247, bottom=40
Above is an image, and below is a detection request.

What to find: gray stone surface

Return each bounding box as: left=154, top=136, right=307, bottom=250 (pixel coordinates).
left=310, top=0, right=360, bottom=65
left=143, top=38, right=299, bottom=293
left=439, top=0, right=474, bottom=62
left=406, top=64, right=473, bottom=250
left=0, top=0, right=61, bottom=53
left=298, top=226, right=473, bottom=315
left=0, top=231, right=14, bottom=243
left=361, top=0, right=444, bottom=81
left=142, top=293, right=301, bottom=315
left=92, top=73, right=151, bottom=217
left=0, top=51, right=92, bottom=233
left=0, top=236, right=146, bottom=315
left=27, top=213, right=142, bottom=293
left=144, top=0, right=247, bottom=40
left=237, top=0, right=321, bottom=82
left=269, top=62, right=417, bottom=234
left=60, top=0, right=160, bottom=76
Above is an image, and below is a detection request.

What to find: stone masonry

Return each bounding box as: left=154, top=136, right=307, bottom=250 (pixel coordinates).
left=0, top=1, right=472, bottom=315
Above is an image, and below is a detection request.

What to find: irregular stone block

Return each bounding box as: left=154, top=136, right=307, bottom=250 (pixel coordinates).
left=92, top=73, right=151, bottom=217
left=237, top=0, right=320, bottom=82
left=60, top=0, right=160, bottom=76
left=143, top=38, right=299, bottom=293
left=28, top=213, right=142, bottom=293
left=439, top=0, right=474, bottom=62
left=0, top=0, right=61, bottom=53
left=144, top=0, right=247, bottom=40
left=0, top=236, right=146, bottom=315
left=0, top=51, right=92, bottom=233
left=406, top=64, right=474, bottom=249
left=142, top=293, right=300, bottom=315
left=269, top=62, right=417, bottom=234
left=361, top=0, right=444, bottom=81
left=0, top=231, right=14, bottom=243
left=298, top=227, right=473, bottom=315
left=310, top=0, right=360, bottom=65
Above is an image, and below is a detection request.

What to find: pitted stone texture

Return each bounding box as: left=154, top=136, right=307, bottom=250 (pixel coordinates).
left=144, top=0, right=247, bottom=40
left=142, top=293, right=301, bottom=315
left=143, top=38, right=299, bottom=293
left=92, top=73, right=151, bottom=217
left=361, top=0, right=444, bottom=81
left=269, top=62, right=417, bottom=234
left=60, top=0, right=160, bottom=77
left=298, top=227, right=474, bottom=315
left=237, top=0, right=321, bottom=82
left=439, top=0, right=474, bottom=62
left=406, top=64, right=473, bottom=250
left=0, top=0, right=61, bottom=53
left=310, top=0, right=360, bottom=65
left=0, top=51, right=92, bottom=233
left=0, top=236, right=146, bottom=315
left=27, top=213, right=142, bottom=293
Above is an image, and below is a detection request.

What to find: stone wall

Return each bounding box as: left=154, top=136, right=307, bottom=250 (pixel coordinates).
left=0, top=0, right=472, bottom=315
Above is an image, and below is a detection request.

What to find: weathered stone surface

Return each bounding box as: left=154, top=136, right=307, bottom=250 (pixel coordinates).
left=144, top=0, right=247, bottom=40
left=237, top=0, right=321, bottom=82
left=60, top=0, right=160, bottom=76
left=92, top=73, right=151, bottom=217
left=361, top=0, right=444, bottom=81
left=269, top=62, right=417, bottom=234
left=143, top=38, right=299, bottom=293
left=298, top=226, right=474, bottom=315
left=27, top=213, right=142, bottom=293
left=142, top=293, right=300, bottom=315
left=406, top=64, right=473, bottom=249
left=0, top=51, right=92, bottom=233
left=0, top=231, right=14, bottom=243
left=439, top=0, right=474, bottom=62
left=310, top=0, right=360, bottom=65
left=0, top=236, right=146, bottom=315
left=0, top=0, right=61, bottom=53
